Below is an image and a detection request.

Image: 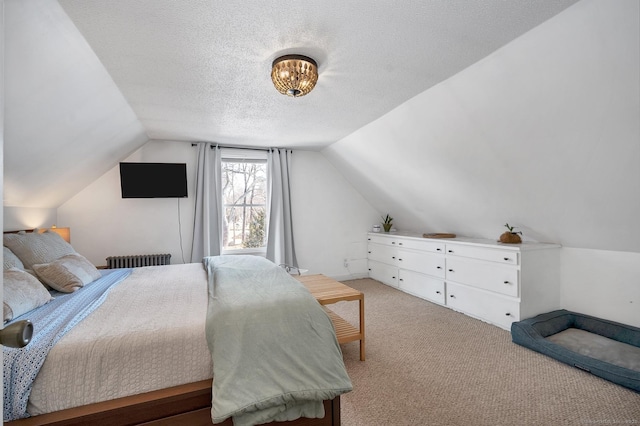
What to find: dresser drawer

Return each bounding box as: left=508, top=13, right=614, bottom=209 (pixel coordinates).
left=445, top=257, right=519, bottom=297
left=398, top=269, right=445, bottom=305
left=368, top=260, right=398, bottom=288
left=367, top=243, right=396, bottom=264
left=368, top=234, right=394, bottom=246
left=445, top=244, right=519, bottom=265
left=397, top=249, right=445, bottom=278
left=395, top=237, right=445, bottom=254
left=446, top=282, right=520, bottom=329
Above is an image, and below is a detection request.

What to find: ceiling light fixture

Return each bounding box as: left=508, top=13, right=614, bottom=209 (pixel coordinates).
left=271, top=55, right=318, bottom=97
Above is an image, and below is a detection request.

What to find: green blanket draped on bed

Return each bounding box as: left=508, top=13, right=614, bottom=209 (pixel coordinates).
left=203, top=255, right=352, bottom=426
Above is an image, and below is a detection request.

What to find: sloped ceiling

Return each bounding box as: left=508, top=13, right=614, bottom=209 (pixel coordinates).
left=4, top=0, right=148, bottom=208
left=5, top=0, right=578, bottom=209
left=323, top=0, right=640, bottom=252
left=57, top=0, right=578, bottom=149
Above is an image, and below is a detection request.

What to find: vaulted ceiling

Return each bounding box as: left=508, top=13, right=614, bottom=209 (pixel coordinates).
left=57, top=0, right=579, bottom=149
left=4, top=0, right=578, bottom=208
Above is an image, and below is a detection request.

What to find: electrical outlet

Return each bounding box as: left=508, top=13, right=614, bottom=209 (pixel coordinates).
left=343, top=258, right=349, bottom=268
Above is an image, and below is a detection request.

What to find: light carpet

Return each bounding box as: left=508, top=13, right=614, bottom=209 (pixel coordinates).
left=331, top=278, right=640, bottom=426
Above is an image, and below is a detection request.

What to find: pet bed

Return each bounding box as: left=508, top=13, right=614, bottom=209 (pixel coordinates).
left=511, top=309, right=640, bottom=392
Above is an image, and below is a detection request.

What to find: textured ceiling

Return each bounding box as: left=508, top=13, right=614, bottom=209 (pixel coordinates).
left=58, top=0, right=578, bottom=150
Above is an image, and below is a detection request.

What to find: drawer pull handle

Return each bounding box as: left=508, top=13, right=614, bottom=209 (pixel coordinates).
left=448, top=250, right=454, bottom=253
left=399, top=278, right=403, bottom=282
left=449, top=294, right=455, bottom=298
left=392, top=242, right=396, bottom=245
left=436, top=291, right=441, bottom=294
left=398, top=258, right=403, bottom=261
left=505, top=313, right=512, bottom=317
left=436, top=248, right=442, bottom=251
left=448, top=269, right=454, bottom=272
left=392, top=276, right=396, bottom=279
left=392, top=256, right=396, bottom=259
left=503, top=281, right=510, bottom=284
left=368, top=268, right=371, bottom=271
left=399, top=242, right=403, bottom=245
left=437, top=266, right=442, bottom=269
left=504, top=257, right=510, bottom=261
left=368, top=251, right=371, bottom=254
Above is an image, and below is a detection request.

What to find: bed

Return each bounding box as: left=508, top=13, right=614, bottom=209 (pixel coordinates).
left=3, top=230, right=352, bottom=425
left=511, top=309, right=640, bottom=392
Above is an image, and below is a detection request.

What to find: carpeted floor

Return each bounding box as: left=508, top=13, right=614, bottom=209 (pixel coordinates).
left=331, top=278, right=640, bottom=426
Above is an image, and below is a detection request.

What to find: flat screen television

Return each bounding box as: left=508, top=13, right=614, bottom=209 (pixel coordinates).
left=120, top=162, right=188, bottom=198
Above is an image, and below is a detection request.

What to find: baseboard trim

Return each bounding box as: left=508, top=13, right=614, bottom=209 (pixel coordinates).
left=330, top=273, right=369, bottom=281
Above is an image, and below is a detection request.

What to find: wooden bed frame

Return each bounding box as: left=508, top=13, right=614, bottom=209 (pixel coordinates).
left=7, top=379, right=341, bottom=426
left=3, top=230, right=342, bottom=426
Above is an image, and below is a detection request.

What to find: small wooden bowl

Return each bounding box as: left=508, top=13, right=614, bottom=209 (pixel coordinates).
left=499, top=232, right=522, bottom=244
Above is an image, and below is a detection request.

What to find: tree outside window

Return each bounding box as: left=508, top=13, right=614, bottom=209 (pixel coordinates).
left=221, top=159, right=267, bottom=251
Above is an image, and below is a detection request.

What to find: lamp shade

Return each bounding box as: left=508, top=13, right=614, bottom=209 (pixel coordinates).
left=271, top=55, right=318, bottom=97
left=40, top=226, right=71, bottom=243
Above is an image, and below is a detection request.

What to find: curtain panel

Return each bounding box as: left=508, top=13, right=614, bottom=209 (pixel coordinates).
left=266, top=149, right=298, bottom=268
left=191, top=143, right=222, bottom=262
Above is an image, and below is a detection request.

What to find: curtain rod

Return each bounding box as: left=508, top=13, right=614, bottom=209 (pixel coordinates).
left=190, top=143, right=291, bottom=152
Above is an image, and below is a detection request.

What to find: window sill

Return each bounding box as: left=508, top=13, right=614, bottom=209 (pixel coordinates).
left=221, top=249, right=267, bottom=257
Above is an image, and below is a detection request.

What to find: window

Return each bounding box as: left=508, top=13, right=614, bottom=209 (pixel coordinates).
left=221, top=156, right=268, bottom=253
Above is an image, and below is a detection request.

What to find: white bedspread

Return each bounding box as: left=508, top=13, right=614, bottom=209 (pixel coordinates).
left=27, top=263, right=212, bottom=415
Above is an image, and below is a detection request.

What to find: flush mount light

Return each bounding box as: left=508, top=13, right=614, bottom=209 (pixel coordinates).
left=271, top=55, right=318, bottom=97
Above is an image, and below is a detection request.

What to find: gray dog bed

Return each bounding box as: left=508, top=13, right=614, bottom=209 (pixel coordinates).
left=511, top=309, right=640, bottom=392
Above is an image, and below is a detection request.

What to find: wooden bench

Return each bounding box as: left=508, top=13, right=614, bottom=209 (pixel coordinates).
left=296, top=274, right=365, bottom=361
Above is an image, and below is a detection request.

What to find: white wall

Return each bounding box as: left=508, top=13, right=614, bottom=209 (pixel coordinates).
left=58, top=141, right=378, bottom=277
left=323, top=0, right=639, bottom=325
left=561, top=248, right=640, bottom=327
left=3, top=207, right=57, bottom=231
left=58, top=141, right=197, bottom=266
left=291, top=151, right=378, bottom=280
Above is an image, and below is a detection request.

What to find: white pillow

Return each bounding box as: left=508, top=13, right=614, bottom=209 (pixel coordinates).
left=3, top=231, right=76, bottom=270
left=3, top=267, right=53, bottom=323
left=32, top=253, right=101, bottom=293
left=3, top=246, right=25, bottom=270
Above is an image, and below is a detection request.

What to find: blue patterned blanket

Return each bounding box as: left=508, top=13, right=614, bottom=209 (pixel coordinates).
left=3, top=268, right=132, bottom=421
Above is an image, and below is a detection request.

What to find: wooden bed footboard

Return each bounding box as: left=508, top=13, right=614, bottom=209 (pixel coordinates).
left=6, top=380, right=341, bottom=426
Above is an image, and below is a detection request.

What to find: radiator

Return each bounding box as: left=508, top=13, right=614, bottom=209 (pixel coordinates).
left=105, top=253, right=171, bottom=269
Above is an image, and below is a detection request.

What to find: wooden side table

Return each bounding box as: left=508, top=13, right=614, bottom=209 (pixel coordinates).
left=295, top=274, right=365, bottom=361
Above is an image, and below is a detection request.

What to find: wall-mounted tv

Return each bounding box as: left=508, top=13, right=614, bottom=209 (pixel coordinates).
left=120, top=162, right=188, bottom=198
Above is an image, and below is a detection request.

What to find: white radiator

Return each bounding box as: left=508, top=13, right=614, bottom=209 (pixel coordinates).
left=105, top=254, right=171, bottom=269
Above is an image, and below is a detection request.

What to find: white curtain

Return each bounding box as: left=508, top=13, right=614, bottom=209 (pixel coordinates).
left=266, top=149, right=298, bottom=268
left=191, top=143, right=222, bottom=262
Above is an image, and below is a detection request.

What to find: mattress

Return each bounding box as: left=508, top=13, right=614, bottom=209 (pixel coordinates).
left=27, top=263, right=213, bottom=415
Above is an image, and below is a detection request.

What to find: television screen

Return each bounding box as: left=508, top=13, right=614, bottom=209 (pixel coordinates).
left=120, top=162, right=188, bottom=198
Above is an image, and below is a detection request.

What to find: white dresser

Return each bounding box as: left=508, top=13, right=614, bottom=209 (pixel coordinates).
left=367, top=232, right=561, bottom=330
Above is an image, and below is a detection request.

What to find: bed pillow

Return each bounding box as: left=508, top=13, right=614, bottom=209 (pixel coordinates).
left=3, top=267, right=53, bottom=323
left=3, top=246, right=25, bottom=270
left=32, top=253, right=101, bottom=293
left=3, top=231, right=76, bottom=270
